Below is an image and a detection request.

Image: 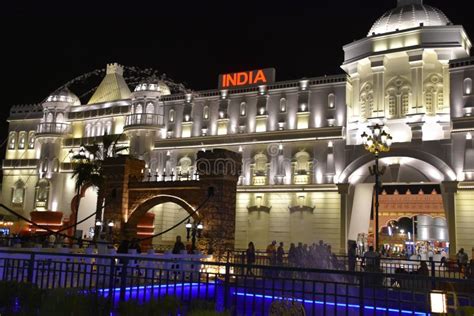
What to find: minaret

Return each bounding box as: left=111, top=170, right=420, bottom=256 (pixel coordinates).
left=397, top=0, right=422, bottom=6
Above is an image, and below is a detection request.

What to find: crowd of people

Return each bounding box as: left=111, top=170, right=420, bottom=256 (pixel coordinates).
left=244, top=240, right=344, bottom=275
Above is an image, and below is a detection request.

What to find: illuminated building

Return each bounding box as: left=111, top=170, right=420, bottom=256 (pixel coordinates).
left=3, top=0, right=474, bottom=255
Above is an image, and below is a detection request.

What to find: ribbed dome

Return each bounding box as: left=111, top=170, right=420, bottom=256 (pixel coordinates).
left=46, top=87, right=81, bottom=106
left=368, top=3, right=451, bottom=36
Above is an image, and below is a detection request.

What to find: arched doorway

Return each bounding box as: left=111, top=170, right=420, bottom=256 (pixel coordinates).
left=341, top=154, right=455, bottom=256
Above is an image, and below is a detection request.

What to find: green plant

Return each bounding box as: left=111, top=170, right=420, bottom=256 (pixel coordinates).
left=38, top=288, right=111, bottom=316
left=452, top=306, right=474, bottom=316
left=117, top=296, right=181, bottom=316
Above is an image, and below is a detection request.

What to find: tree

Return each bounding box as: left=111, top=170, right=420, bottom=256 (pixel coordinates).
left=71, top=133, right=128, bottom=240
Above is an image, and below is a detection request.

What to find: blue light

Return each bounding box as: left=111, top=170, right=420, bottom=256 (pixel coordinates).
left=233, top=291, right=430, bottom=316
left=98, top=282, right=214, bottom=293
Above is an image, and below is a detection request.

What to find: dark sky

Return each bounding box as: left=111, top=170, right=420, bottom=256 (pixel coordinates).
left=0, top=0, right=473, bottom=145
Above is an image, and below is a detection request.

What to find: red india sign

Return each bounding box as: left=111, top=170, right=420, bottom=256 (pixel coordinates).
left=218, top=68, right=275, bottom=89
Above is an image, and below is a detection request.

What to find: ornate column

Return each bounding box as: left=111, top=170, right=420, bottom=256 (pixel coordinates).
left=370, top=56, right=385, bottom=117
left=441, top=181, right=458, bottom=258
left=408, top=51, right=424, bottom=114
left=337, top=183, right=350, bottom=254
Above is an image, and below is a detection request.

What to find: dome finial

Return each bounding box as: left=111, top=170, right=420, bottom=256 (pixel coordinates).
left=397, top=0, right=422, bottom=6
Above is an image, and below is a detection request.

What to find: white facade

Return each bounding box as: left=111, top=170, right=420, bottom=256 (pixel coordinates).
left=4, top=0, right=474, bottom=254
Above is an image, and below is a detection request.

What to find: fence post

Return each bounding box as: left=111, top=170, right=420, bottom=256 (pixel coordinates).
left=108, top=256, right=116, bottom=298
left=223, top=262, right=231, bottom=311
left=27, top=253, right=35, bottom=284
left=119, top=259, right=128, bottom=302
left=430, top=259, right=436, bottom=289
left=358, top=273, right=364, bottom=316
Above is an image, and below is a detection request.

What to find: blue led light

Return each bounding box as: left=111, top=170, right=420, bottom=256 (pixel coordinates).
left=98, top=282, right=214, bottom=293
left=232, top=291, right=430, bottom=316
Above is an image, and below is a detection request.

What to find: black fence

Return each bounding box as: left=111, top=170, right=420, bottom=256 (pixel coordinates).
left=229, top=250, right=468, bottom=280
left=1, top=249, right=473, bottom=315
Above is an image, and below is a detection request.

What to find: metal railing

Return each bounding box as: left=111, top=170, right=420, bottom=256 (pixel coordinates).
left=229, top=250, right=468, bottom=280
left=36, top=122, right=71, bottom=135
left=1, top=248, right=473, bottom=315
left=124, top=113, right=164, bottom=129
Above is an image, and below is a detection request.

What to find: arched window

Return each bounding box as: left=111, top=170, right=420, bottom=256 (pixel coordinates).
left=8, top=132, right=16, bottom=150
left=437, top=91, right=444, bottom=109
left=34, top=179, right=50, bottom=210
left=56, top=113, right=64, bottom=123
left=401, top=93, right=409, bottom=115
left=105, top=121, right=112, bottom=134
left=28, top=131, right=35, bottom=149
left=85, top=124, right=91, bottom=137
left=240, top=102, right=246, bottom=116
left=52, top=158, right=59, bottom=173
left=46, top=112, right=53, bottom=123
left=388, top=95, right=397, bottom=117
left=464, top=78, right=472, bottom=95
left=425, top=91, right=434, bottom=114
left=11, top=179, right=25, bottom=205
left=328, top=93, right=335, bottom=109
left=168, top=109, right=175, bottom=122
left=42, top=158, right=49, bottom=173
left=203, top=106, right=209, bottom=120
left=178, top=156, right=193, bottom=176
left=146, top=102, right=154, bottom=114
left=135, top=103, right=143, bottom=114
left=280, top=98, right=287, bottom=112
left=95, top=122, right=102, bottom=136
left=294, top=150, right=310, bottom=175
left=18, top=132, right=26, bottom=149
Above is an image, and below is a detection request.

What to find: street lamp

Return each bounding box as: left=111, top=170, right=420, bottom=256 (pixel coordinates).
left=361, top=124, right=392, bottom=252
left=186, top=219, right=203, bottom=253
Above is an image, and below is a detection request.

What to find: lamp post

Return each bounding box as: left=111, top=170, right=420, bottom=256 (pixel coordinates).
left=361, top=124, right=392, bottom=252
left=185, top=219, right=203, bottom=253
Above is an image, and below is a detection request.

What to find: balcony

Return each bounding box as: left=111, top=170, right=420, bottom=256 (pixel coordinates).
left=36, top=122, right=71, bottom=137
left=124, top=113, right=163, bottom=131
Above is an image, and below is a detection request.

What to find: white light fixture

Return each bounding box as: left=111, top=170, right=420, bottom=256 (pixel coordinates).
left=219, top=111, right=225, bottom=119
left=259, top=107, right=265, bottom=115
left=185, top=220, right=192, bottom=229
left=430, top=291, right=447, bottom=314
left=238, top=146, right=243, bottom=152
left=108, top=220, right=114, bottom=227
left=95, top=220, right=103, bottom=226
left=278, top=143, right=283, bottom=151
left=197, top=223, right=203, bottom=230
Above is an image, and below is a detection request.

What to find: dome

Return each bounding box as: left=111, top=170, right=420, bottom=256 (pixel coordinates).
left=46, top=87, right=81, bottom=106
left=368, top=2, right=451, bottom=36
left=134, top=81, right=171, bottom=96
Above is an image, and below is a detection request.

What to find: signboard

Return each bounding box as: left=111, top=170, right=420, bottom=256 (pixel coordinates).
left=218, top=68, right=275, bottom=89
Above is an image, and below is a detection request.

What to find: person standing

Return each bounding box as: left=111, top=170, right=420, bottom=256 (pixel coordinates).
left=363, top=246, right=380, bottom=272
left=266, top=241, right=277, bottom=266
left=246, top=242, right=256, bottom=275
left=172, top=235, right=185, bottom=254
left=456, top=248, right=469, bottom=275
left=277, top=242, right=285, bottom=266
left=348, top=241, right=357, bottom=272
left=288, top=243, right=297, bottom=267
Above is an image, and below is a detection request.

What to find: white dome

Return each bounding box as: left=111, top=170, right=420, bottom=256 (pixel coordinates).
left=134, top=81, right=171, bottom=96
left=46, top=88, right=81, bottom=106
left=368, top=3, right=451, bottom=36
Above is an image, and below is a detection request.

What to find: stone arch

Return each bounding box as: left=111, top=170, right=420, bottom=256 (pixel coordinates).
left=127, top=194, right=197, bottom=229
left=338, top=148, right=456, bottom=184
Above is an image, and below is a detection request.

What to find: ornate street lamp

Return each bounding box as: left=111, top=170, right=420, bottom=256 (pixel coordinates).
left=186, top=219, right=203, bottom=253
left=361, top=124, right=392, bottom=252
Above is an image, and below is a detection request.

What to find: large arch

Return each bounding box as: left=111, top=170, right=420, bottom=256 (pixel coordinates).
left=338, top=148, right=456, bottom=184
left=126, top=194, right=197, bottom=229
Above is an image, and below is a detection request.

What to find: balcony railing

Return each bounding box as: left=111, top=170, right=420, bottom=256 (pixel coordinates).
left=36, top=122, right=71, bottom=136
left=124, top=113, right=164, bottom=130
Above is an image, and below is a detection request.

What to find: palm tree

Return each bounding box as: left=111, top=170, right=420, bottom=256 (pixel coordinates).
left=71, top=133, right=128, bottom=240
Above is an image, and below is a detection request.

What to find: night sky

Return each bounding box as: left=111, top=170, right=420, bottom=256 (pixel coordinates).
left=0, top=0, right=472, bottom=148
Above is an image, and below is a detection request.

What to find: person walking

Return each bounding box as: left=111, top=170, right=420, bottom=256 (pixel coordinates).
left=246, top=242, right=256, bottom=275
left=456, top=248, right=469, bottom=276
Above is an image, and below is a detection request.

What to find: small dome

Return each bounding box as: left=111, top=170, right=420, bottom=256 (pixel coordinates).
left=368, top=3, right=451, bottom=36
left=46, top=87, right=81, bottom=106
left=134, top=81, right=171, bottom=96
